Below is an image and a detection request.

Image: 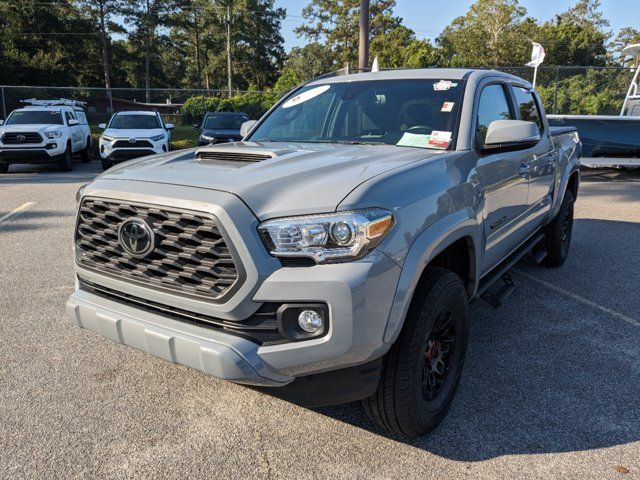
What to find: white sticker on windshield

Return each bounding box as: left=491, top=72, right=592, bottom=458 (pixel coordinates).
left=427, top=131, right=452, bottom=149
left=282, top=85, right=330, bottom=109
left=434, top=80, right=458, bottom=91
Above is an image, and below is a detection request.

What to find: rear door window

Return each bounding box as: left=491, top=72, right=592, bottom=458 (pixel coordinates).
left=512, top=86, right=543, bottom=133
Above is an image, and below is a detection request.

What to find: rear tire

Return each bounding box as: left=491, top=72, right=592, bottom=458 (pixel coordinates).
left=543, top=190, right=575, bottom=267
left=101, top=159, right=113, bottom=170
left=0, top=164, right=8, bottom=174
left=81, top=137, right=92, bottom=163
left=59, top=144, right=73, bottom=172
left=362, top=267, right=469, bottom=437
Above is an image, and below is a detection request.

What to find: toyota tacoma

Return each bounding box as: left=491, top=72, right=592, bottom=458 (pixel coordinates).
left=68, top=69, right=581, bottom=437
left=0, top=99, right=92, bottom=173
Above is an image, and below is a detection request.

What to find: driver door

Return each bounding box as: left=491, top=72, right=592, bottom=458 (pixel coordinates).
left=474, top=83, right=530, bottom=273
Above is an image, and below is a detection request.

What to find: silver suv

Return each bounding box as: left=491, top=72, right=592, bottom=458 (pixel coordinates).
left=68, top=69, right=581, bottom=437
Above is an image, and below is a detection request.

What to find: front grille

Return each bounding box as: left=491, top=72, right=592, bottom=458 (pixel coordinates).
left=113, top=140, right=153, bottom=148
left=1, top=132, right=43, bottom=144
left=109, top=149, right=156, bottom=160
left=197, top=151, right=272, bottom=162
left=75, top=198, right=243, bottom=302
left=79, top=279, right=286, bottom=345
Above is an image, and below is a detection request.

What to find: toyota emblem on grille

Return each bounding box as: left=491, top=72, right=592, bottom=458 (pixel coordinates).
left=128, top=137, right=137, bottom=143
left=118, top=218, right=155, bottom=258
left=16, top=135, right=26, bottom=142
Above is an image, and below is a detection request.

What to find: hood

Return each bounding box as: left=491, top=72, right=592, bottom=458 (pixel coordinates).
left=0, top=124, right=66, bottom=134
left=201, top=128, right=241, bottom=137
left=99, top=141, right=445, bottom=219
left=103, top=128, right=166, bottom=139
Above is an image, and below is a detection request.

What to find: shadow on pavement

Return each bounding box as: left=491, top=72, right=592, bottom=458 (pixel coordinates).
left=0, top=209, right=74, bottom=232
left=301, top=216, right=640, bottom=460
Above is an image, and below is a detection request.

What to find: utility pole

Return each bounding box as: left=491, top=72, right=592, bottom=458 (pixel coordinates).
left=358, top=0, right=370, bottom=70
left=225, top=4, right=233, bottom=97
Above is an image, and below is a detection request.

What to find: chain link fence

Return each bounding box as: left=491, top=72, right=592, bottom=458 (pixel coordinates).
left=496, top=66, right=632, bottom=116
left=0, top=86, right=265, bottom=126
left=0, top=66, right=634, bottom=127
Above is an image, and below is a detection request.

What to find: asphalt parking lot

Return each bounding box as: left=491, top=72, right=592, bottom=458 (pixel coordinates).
left=1, top=161, right=639, bottom=479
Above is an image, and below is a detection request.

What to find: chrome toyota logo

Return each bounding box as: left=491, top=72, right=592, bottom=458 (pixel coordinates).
left=118, top=218, right=155, bottom=258
left=128, top=137, right=137, bottom=144
left=16, top=135, right=26, bottom=142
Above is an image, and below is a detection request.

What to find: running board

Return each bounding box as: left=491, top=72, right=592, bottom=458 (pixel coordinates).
left=476, top=231, right=546, bottom=307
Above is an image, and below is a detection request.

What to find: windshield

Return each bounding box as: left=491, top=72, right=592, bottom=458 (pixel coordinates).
left=6, top=110, right=63, bottom=125
left=204, top=114, right=247, bottom=130
left=249, top=79, right=465, bottom=150
left=109, top=114, right=161, bottom=129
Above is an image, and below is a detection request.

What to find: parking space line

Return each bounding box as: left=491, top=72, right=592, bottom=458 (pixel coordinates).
left=0, top=202, right=37, bottom=224
left=515, top=269, right=640, bottom=327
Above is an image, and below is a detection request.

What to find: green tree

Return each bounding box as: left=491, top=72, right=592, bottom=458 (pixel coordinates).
left=295, top=0, right=405, bottom=67
left=232, top=0, right=286, bottom=90
left=121, top=0, right=174, bottom=100
left=437, top=0, right=537, bottom=67
left=0, top=1, right=101, bottom=86
left=536, top=0, right=609, bottom=66
left=282, top=43, right=338, bottom=81
left=74, top=0, right=125, bottom=91
left=612, top=27, right=640, bottom=65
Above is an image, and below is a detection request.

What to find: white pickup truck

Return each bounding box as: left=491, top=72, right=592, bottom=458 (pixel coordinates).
left=0, top=99, right=92, bottom=173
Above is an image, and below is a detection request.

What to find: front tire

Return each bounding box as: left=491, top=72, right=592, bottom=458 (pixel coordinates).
left=59, top=144, right=73, bottom=172
left=101, top=159, right=113, bottom=170
left=80, top=137, right=92, bottom=163
left=543, top=190, right=575, bottom=267
left=362, top=268, right=469, bottom=437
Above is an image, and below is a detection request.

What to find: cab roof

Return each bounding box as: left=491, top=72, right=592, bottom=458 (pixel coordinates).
left=113, top=110, right=159, bottom=116
left=307, top=68, right=527, bottom=87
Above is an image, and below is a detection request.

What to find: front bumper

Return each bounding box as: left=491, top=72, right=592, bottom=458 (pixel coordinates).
left=100, top=139, right=167, bottom=162
left=68, top=180, right=401, bottom=385
left=0, top=145, right=65, bottom=163
left=67, top=289, right=292, bottom=386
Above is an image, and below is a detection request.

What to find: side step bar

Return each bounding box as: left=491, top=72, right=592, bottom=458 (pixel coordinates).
left=476, top=231, right=546, bottom=307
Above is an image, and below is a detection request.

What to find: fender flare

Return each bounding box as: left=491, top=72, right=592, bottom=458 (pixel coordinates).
left=382, top=208, right=482, bottom=344
left=548, top=164, right=580, bottom=222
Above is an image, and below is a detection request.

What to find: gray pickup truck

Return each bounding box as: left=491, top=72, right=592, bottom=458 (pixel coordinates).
left=68, top=68, right=580, bottom=437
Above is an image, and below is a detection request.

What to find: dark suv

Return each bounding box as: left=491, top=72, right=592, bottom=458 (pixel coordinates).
left=195, top=111, right=249, bottom=146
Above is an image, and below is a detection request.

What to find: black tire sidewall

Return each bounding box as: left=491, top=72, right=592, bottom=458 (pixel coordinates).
left=414, top=286, right=468, bottom=425
left=544, top=190, right=575, bottom=266
left=60, top=144, right=73, bottom=172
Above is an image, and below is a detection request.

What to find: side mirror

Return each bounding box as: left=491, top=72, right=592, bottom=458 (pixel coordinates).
left=482, top=120, right=540, bottom=153
left=240, top=120, right=258, bottom=138
left=165, top=123, right=174, bottom=130
left=68, top=119, right=80, bottom=126
left=193, top=123, right=200, bottom=130
left=0, top=120, right=4, bottom=126
left=98, top=123, right=107, bottom=130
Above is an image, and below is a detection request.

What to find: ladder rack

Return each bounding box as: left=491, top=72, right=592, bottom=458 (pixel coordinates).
left=20, top=98, right=87, bottom=108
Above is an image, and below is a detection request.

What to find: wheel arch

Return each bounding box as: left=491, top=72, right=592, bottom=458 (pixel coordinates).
left=382, top=209, right=481, bottom=345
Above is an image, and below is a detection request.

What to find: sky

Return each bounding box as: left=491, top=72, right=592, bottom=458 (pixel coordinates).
left=274, top=0, right=640, bottom=51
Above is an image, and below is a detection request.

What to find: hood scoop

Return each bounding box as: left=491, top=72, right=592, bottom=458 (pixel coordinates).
left=195, top=144, right=295, bottom=163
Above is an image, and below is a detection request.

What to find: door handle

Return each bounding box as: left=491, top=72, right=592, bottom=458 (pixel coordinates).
left=518, top=163, right=531, bottom=176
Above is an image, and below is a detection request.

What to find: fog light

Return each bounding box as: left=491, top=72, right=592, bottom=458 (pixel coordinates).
left=298, top=309, right=323, bottom=333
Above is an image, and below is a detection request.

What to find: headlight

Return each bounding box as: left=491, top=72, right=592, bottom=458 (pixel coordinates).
left=199, top=134, right=214, bottom=142
left=258, top=208, right=395, bottom=264
left=101, top=135, right=114, bottom=142
left=45, top=131, right=63, bottom=139
left=76, top=183, right=88, bottom=204
left=150, top=134, right=165, bottom=142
